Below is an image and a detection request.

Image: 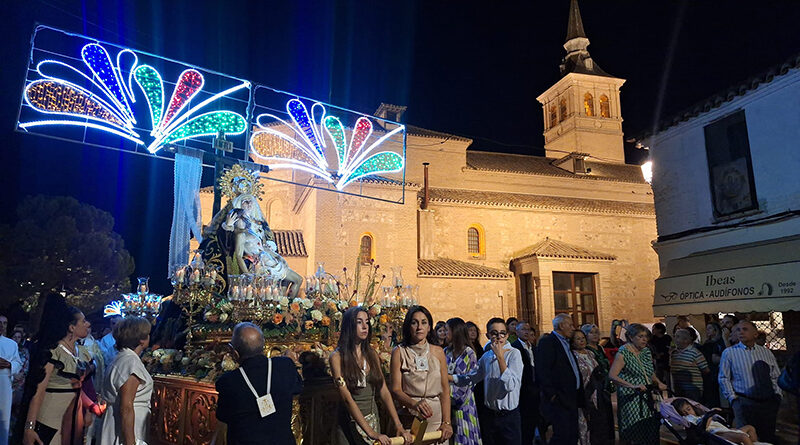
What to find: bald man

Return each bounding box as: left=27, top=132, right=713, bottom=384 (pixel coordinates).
left=718, top=320, right=781, bottom=443
left=215, top=323, right=303, bottom=445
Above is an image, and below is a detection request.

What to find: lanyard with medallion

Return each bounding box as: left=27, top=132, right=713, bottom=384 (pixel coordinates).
left=240, top=358, right=276, bottom=418
left=409, top=342, right=430, bottom=371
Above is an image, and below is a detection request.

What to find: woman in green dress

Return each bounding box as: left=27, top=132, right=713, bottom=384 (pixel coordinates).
left=609, top=323, right=667, bottom=445
left=331, top=307, right=412, bottom=445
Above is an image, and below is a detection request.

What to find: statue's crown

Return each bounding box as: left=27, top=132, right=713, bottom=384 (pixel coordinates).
left=219, top=164, right=263, bottom=200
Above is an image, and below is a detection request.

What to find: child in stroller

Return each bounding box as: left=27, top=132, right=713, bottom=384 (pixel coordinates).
left=661, top=397, right=769, bottom=445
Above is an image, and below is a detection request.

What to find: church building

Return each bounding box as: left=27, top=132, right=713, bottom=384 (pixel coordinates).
left=200, top=0, right=659, bottom=333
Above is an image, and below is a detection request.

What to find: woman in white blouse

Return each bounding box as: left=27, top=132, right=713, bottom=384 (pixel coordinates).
left=99, top=317, right=152, bottom=445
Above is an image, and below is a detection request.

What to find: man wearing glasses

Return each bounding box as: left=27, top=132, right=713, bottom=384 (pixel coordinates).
left=453, top=317, right=523, bottom=445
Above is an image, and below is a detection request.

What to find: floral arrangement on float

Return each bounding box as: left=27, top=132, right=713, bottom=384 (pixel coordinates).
left=138, top=258, right=418, bottom=381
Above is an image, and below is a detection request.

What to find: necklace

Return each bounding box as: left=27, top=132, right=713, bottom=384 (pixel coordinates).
left=58, top=342, right=78, bottom=361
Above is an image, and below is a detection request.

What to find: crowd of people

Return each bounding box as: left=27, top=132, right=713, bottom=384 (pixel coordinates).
left=0, top=294, right=797, bottom=445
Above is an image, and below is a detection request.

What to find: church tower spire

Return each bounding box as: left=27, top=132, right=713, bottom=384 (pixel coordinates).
left=560, top=0, right=609, bottom=78
left=536, top=0, right=627, bottom=163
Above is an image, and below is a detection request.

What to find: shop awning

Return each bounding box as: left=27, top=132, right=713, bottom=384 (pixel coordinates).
left=653, top=235, right=800, bottom=316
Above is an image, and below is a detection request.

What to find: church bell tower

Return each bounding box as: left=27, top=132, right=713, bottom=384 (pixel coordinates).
left=536, top=0, right=626, bottom=163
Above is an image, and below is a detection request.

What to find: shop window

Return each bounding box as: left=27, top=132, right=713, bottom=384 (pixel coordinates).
left=599, top=95, right=610, bottom=118
left=704, top=110, right=758, bottom=218
left=466, top=224, right=485, bottom=258
left=549, top=105, right=558, bottom=128
left=750, top=312, right=787, bottom=351
left=584, top=93, right=594, bottom=117
left=359, top=234, right=374, bottom=264
left=559, top=98, right=568, bottom=122
left=552, top=272, right=598, bottom=326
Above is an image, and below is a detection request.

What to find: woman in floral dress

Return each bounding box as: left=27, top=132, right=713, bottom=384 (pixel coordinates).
left=444, top=318, right=482, bottom=445
left=609, top=324, right=667, bottom=445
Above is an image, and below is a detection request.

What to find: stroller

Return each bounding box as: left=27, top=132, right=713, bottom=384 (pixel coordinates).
left=659, top=396, right=771, bottom=445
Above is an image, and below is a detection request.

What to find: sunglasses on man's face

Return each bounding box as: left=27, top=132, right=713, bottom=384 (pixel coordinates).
left=489, top=331, right=507, bottom=337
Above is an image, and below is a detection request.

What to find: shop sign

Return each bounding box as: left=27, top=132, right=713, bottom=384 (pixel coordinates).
left=654, top=261, right=800, bottom=306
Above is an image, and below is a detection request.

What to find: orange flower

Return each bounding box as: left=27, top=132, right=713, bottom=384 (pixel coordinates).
left=272, top=313, right=284, bottom=325
left=290, top=302, right=301, bottom=313
left=327, top=302, right=337, bottom=312
left=379, top=314, right=388, bottom=324
left=349, top=300, right=358, bottom=307
left=321, top=316, right=331, bottom=327
left=304, top=320, right=314, bottom=330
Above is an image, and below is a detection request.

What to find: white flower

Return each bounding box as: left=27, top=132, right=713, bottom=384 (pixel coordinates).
left=310, top=309, right=323, bottom=321
left=301, top=298, right=313, bottom=309
left=219, top=312, right=228, bottom=323
left=337, top=301, right=349, bottom=310
left=370, top=304, right=382, bottom=314
left=279, top=297, right=290, bottom=307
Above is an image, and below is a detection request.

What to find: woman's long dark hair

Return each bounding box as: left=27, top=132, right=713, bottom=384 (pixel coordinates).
left=433, top=321, right=447, bottom=346
left=465, top=321, right=484, bottom=358
left=337, top=306, right=382, bottom=390
left=446, top=317, right=469, bottom=357
left=400, top=305, right=436, bottom=347
left=16, top=294, right=80, bottom=438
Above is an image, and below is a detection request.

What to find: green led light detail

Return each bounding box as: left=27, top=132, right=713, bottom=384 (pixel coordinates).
left=162, top=111, right=246, bottom=146
left=134, top=65, right=164, bottom=128
left=323, top=116, right=346, bottom=169
left=339, top=151, right=403, bottom=188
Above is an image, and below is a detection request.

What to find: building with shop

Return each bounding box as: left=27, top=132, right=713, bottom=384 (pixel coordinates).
left=641, top=53, right=800, bottom=353
left=199, top=0, right=659, bottom=333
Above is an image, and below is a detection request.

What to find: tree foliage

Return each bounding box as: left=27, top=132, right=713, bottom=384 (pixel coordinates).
left=0, top=195, right=135, bottom=312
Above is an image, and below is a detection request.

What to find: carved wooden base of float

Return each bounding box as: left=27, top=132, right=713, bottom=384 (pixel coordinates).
left=149, top=375, right=342, bottom=445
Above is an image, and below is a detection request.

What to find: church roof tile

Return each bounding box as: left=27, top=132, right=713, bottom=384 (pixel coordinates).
left=418, top=258, right=511, bottom=279
left=425, top=187, right=654, bottom=215
left=466, top=151, right=647, bottom=184
left=273, top=230, right=307, bottom=257
left=512, top=238, right=616, bottom=261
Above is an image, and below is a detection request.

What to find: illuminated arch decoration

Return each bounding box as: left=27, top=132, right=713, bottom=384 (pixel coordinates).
left=19, top=40, right=249, bottom=154
left=250, top=98, right=405, bottom=191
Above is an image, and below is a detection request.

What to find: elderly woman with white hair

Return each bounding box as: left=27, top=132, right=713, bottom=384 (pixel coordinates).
left=609, top=323, right=667, bottom=445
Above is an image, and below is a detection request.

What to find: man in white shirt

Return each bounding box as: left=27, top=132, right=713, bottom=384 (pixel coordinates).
left=0, top=315, right=22, bottom=445
left=718, top=320, right=781, bottom=443
left=454, top=317, right=523, bottom=445
left=511, top=321, right=541, bottom=445
left=97, top=315, right=121, bottom=366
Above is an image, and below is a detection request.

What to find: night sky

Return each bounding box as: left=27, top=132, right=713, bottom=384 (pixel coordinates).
left=3, top=0, right=800, bottom=294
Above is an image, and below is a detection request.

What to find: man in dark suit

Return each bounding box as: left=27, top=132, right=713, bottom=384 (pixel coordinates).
left=511, top=321, right=541, bottom=445
left=536, top=314, right=583, bottom=445
left=215, top=322, right=303, bottom=444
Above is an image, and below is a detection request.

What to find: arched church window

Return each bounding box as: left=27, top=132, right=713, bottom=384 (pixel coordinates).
left=559, top=98, right=568, bottom=122
left=600, top=95, right=610, bottom=118
left=467, top=224, right=485, bottom=257
left=549, top=105, right=557, bottom=128
left=584, top=93, right=594, bottom=117
left=359, top=234, right=374, bottom=265
left=467, top=228, right=480, bottom=254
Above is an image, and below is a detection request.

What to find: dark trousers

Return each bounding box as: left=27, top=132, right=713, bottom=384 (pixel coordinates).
left=541, top=398, right=578, bottom=445
left=483, top=407, right=521, bottom=445
left=520, top=398, right=540, bottom=445
left=732, top=396, right=781, bottom=443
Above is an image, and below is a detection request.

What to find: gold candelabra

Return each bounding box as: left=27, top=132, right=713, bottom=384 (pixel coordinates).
left=171, top=257, right=224, bottom=345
